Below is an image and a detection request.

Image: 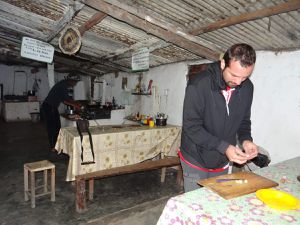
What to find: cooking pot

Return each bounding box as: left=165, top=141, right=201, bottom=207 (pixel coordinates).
left=156, top=118, right=167, bottom=126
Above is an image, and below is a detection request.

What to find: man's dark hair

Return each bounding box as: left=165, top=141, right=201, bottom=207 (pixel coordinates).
left=66, top=71, right=80, bottom=82
left=223, top=43, right=256, bottom=68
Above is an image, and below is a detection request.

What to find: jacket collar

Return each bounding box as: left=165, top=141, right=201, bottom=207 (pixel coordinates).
left=208, top=61, right=244, bottom=91
left=208, top=61, right=226, bottom=91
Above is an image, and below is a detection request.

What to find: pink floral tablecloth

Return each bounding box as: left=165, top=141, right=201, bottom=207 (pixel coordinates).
left=157, top=157, right=300, bottom=225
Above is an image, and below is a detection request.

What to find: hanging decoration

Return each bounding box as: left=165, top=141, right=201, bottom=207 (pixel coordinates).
left=58, top=26, right=82, bottom=55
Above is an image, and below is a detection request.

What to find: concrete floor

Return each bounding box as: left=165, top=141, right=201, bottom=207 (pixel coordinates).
left=0, top=119, right=183, bottom=225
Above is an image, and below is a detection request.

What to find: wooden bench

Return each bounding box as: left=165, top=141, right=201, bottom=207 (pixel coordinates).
left=75, top=156, right=182, bottom=213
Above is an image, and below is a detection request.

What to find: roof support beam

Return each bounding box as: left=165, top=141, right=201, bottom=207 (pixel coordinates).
left=76, top=53, right=131, bottom=73
left=103, top=37, right=165, bottom=60
left=189, top=0, right=300, bottom=35
left=47, top=1, right=84, bottom=42
left=103, top=0, right=221, bottom=52
left=101, top=0, right=221, bottom=60
left=0, top=37, right=128, bottom=75
left=83, top=0, right=219, bottom=60
left=78, top=11, right=107, bottom=35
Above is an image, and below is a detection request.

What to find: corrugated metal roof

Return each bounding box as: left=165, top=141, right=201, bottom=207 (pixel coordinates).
left=0, top=0, right=299, bottom=75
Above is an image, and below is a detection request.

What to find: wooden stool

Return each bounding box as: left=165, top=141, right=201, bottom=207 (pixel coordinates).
left=24, top=160, right=55, bottom=208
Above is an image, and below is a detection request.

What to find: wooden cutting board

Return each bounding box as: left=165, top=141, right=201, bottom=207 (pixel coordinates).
left=198, top=171, right=278, bottom=199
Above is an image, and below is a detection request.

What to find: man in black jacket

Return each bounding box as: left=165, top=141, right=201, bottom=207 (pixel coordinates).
left=179, top=43, right=258, bottom=192
left=41, top=76, right=82, bottom=159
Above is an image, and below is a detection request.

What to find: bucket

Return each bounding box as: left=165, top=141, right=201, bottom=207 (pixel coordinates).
left=30, top=112, right=40, bottom=123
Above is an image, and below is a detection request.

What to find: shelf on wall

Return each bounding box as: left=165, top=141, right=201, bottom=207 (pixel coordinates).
left=131, top=92, right=151, bottom=96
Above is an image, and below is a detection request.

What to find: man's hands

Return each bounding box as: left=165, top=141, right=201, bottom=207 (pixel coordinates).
left=64, top=100, right=83, bottom=111
left=225, top=141, right=258, bottom=165
left=242, top=140, right=258, bottom=160
left=225, top=145, right=248, bottom=164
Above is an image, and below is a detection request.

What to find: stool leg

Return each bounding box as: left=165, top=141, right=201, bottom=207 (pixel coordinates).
left=44, top=169, right=48, bottom=193
left=30, top=171, right=35, bottom=208
left=24, top=167, right=29, bottom=201
left=51, top=167, right=55, bottom=202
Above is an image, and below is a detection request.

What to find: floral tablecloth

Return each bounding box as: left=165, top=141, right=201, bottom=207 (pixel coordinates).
left=157, top=156, right=300, bottom=225
left=55, top=125, right=181, bottom=181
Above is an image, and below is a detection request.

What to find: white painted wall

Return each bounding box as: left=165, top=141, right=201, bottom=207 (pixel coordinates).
left=99, top=72, right=138, bottom=108
left=137, top=50, right=300, bottom=164
left=251, top=50, right=300, bottom=164
left=139, top=62, right=188, bottom=125
left=99, top=68, right=188, bottom=122
left=0, top=65, right=69, bottom=102
left=73, top=76, right=90, bottom=100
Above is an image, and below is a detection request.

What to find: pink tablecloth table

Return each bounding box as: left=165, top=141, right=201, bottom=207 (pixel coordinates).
left=157, top=156, right=300, bottom=225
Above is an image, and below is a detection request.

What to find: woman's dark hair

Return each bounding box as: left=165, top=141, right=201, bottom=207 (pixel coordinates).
left=223, top=43, right=256, bottom=68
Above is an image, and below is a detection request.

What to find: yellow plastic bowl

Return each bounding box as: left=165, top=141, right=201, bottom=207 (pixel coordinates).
left=256, top=189, right=300, bottom=210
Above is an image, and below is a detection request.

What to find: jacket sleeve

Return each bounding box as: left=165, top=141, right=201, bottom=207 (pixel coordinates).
left=237, top=84, right=254, bottom=144
left=182, top=83, right=229, bottom=154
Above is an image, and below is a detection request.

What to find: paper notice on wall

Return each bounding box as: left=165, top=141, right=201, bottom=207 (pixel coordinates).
left=21, top=37, right=54, bottom=63
left=131, top=47, right=149, bottom=72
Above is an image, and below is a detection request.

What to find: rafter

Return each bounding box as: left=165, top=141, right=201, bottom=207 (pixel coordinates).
left=103, top=0, right=221, bottom=52
left=189, top=0, right=300, bottom=35
left=103, top=37, right=161, bottom=60
left=47, top=1, right=84, bottom=42
left=78, top=11, right=107, bottom=35
left=83, top=0, right=219, bottom=60
left=100, top=0, right=222, bottom=60
left=0, top=37, right=128, bottom=75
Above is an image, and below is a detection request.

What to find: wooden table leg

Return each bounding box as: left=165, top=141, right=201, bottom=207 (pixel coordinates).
left=160, top=153, right=166, bottom=182
left=88, top=178, right=94, bottom=200
left=76, top=179, right=86, bottom=213
left=161, top=167, right=166, bottom=182
left=176, top=166, right=183, bottom=187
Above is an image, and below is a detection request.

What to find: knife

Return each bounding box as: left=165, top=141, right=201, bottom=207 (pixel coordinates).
left=216, top=178, right=248, bottom=183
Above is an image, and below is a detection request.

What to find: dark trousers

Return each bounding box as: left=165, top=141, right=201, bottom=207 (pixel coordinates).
left=180, top=159, right=229, bottom=192
left=41, top=102, right=61, bottom=149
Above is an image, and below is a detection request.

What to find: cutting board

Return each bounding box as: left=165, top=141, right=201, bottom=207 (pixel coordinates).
left=198, top=171, right=278, bottom=199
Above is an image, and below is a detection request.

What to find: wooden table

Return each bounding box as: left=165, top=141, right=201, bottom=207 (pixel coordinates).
left=157, top=157, right=300, bottom=225
left=55, top=124, right=182, bottom=212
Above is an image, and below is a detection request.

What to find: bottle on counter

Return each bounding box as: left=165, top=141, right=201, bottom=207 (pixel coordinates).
left=135, top=112, right=140, bottom=121
left=112, top=97, right=116, bottom=109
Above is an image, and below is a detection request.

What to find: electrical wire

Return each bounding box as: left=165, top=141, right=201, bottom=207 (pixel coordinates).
left=245, top=163, right=252, bottom=171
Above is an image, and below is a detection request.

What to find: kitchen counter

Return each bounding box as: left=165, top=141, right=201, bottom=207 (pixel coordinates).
left=60, top=108, right=130, bottom=127
left=2, top=101, right=39, bottom=121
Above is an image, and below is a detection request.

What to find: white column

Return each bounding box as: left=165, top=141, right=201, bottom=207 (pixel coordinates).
left=47, top=63, right=55, bottom=88
left=74, top=81, right=85, bottom=100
